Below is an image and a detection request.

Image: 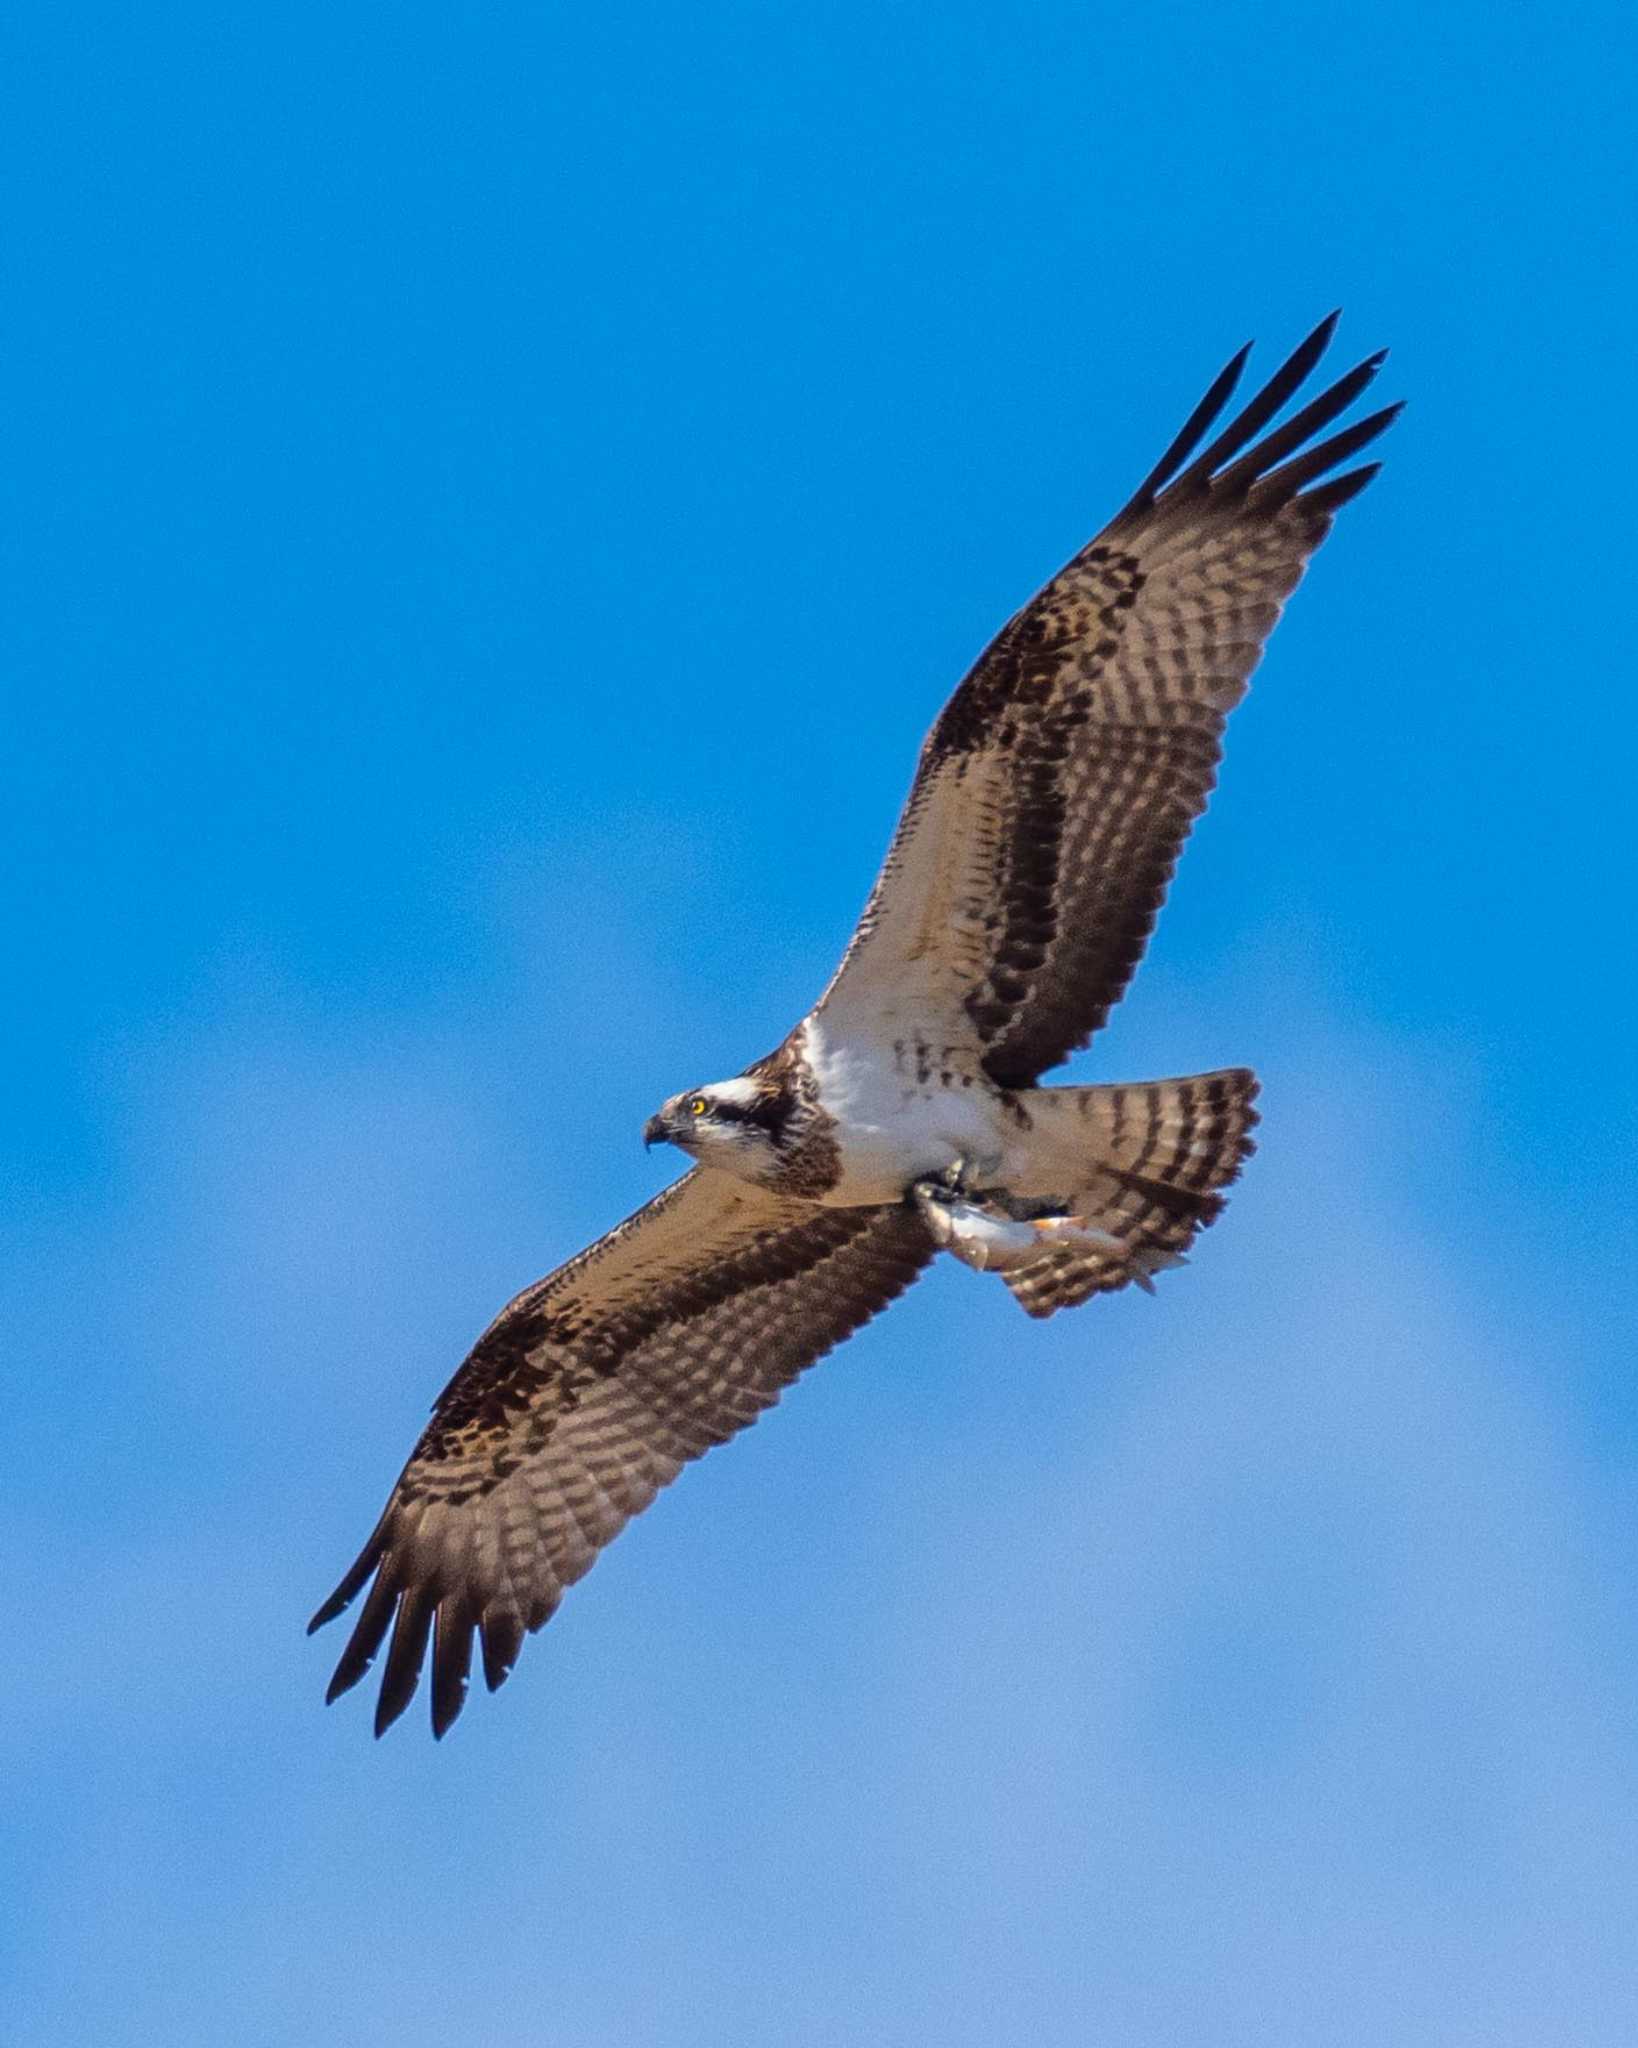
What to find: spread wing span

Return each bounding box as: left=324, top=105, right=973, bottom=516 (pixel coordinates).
left=816, top=313, right=1399, bottom=1088
left=309, top=1173, right=934, bottom=1736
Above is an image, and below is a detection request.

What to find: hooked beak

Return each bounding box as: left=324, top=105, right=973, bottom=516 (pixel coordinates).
left=642, top=1113, right=668, bottom=1150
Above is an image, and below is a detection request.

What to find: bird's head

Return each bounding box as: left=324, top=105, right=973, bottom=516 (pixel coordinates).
left=643, top=1077, right=788, bottom=1184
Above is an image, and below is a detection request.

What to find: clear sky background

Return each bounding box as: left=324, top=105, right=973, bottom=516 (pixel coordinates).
left=5, top=4, right=1636, bottom=2043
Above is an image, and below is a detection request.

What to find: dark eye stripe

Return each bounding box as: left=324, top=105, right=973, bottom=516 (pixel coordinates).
left=690, top=1091, right=791, bottom=1140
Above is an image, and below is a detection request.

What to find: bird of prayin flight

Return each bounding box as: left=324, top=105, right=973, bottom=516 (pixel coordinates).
left=311, top=313, right=1399, bottom=1737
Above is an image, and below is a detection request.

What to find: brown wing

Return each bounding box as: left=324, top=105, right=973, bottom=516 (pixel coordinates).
left=815, top=314, right=1399, bottom=1087
left=309, top=1171, right=934, bottom=1737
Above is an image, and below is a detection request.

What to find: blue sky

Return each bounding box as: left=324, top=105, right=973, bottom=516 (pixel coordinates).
left=5, top=2, right=1636, bottom=2042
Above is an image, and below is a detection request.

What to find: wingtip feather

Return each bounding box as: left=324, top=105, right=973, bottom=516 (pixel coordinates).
left=307, top=1511, right=393, bottom=1635
left=430, top=1599, right=476, bottom=1738
left=1111, top=338, right=1253, bottom=522
left=1299, top=460, right=1385, bottom=514
left=325, top=1665, right=364, bottom=1708
left=1164, top=312, right=1345, bottom=497
left=319, top=1562, right=398, bottom=1706
left=308, top=1591, right=347, bottom=1636
left=481, top=1609, right=525, bottom=1693
left=373, top=1586, right=436, bottom=1737
left=1310, top=308, right=1343, bottom=348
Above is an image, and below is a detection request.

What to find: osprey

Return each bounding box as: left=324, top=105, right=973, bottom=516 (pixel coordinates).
left=312, top=315, right=1398, bottom=1736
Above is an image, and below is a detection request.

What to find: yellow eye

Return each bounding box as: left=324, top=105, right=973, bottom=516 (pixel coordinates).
left=688, top=1096, right=708, bottom=1117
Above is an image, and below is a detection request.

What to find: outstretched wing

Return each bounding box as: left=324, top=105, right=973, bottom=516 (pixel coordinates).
left=310, top=1171, right=933, bottom=1736
left=816, top=313, right=1399, bottom=1088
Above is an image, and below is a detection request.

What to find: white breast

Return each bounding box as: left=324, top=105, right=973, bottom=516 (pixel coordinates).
left=800, top=1016, right=1005, bottom=1204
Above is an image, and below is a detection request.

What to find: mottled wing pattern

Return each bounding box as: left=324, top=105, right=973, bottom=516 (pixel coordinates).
left=310, top=1171, right=934, bottom=1736
left=816, top=314, right=1398, bottom=1087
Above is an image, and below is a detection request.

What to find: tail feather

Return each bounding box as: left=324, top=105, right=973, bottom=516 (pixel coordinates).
left=1000, top=1068, right=1259, bottom=1318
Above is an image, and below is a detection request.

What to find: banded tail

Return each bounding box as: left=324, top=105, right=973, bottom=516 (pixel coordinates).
left=1001, top=1068, right=1260, bottom=1318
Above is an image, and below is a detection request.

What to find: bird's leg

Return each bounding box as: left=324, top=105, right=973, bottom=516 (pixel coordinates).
left=932, top=1155, right=974, bottom=1197
left=935, top=1148, right=1010, bottom=1199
